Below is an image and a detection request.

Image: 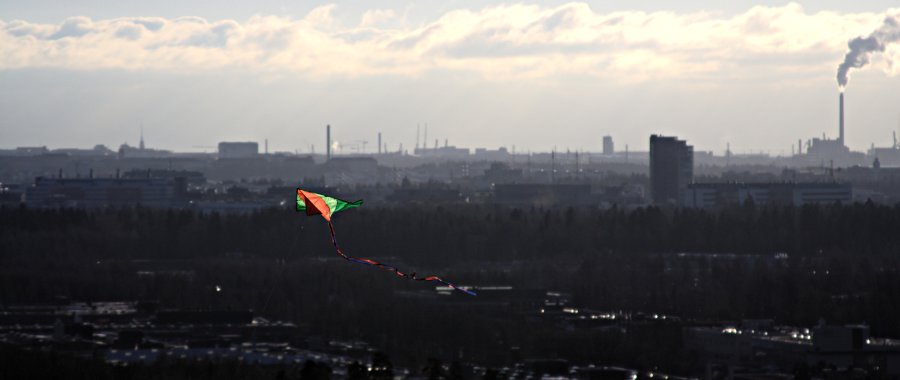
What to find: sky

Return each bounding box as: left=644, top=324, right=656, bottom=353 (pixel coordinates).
left=2, top=1, right=900, bottom=155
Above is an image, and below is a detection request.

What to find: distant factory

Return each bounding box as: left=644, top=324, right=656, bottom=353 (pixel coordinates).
left=800, top=92, right=865, bottom=166
left=217, top=141, right=259, bottom=159
left=795, top=91, right=900, bottom=168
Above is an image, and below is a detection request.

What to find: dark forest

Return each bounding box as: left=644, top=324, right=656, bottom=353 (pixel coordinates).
left=3, top=203, right=900, bottom=375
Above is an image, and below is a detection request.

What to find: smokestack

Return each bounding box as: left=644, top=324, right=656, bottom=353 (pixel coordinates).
left=378, top=132, right=382, bottom=154
left=839, top=92, right=845, bottom=146
left=326, top=124, right=331, bottom=160
left=265, top=139, right=268, bottom=155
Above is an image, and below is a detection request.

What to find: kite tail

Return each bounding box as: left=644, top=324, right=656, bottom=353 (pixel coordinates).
left=326, top=221, right=476, bottom=296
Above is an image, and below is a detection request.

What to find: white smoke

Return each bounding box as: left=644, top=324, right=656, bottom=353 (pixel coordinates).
left=837, top=14, right=900, bottom=89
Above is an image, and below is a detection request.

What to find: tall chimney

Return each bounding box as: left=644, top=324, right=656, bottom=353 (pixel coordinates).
left=378, top=132, right=382, bottom=154
left=326, top=124, right=331, bottom=160
left=839, top=92, right=845, bottom=146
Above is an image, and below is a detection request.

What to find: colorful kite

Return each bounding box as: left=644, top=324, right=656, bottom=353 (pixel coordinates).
left=296, top=188, right=476, bottom=296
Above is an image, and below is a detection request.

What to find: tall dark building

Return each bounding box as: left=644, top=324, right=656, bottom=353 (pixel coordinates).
left=602, top=135, right=614, bottom=155
left=650, top=135, right=693, bottom=205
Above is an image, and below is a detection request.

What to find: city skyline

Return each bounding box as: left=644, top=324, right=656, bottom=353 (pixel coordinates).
left=2, top=1, right=900, bottom=154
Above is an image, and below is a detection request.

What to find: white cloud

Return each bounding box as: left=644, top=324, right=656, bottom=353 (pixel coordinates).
left=360, top=9, right=397, bottom=28
left=0, top=3, right=898, bottom=84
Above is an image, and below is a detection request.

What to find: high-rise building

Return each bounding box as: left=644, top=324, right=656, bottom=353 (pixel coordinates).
left=650, top=135, right=693, bottom=205
left=602, top=135, right=614, bottom=155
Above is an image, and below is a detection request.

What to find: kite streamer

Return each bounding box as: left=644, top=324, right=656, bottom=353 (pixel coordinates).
left=297, top=188, right=476, bottom=296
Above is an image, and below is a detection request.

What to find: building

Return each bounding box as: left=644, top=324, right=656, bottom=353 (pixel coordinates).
left=473, top=147, right=510, bottom=161
left=414, top=146, right=470, bottom=159
left=649, top=135, right=693, bottom=205
left=322, top=156, right=380, bottom=185
left=218, top=142, right=259, bottom=159
left=52, top=145, right=116, bottom=157
left=0, top=146, right=50, bottom=156
left=0, top=183, right=24, bottom=205
left=801, top=93, right=868, bottom=167
left=118, top=144, right=173, bottom=159
left=483, top=162, right=523, bottom=183
left=26, top=176, right=186, bottom=208
left=683, top=182, right=852, bottom=208
left=602, top=136, right=614, bottom=155
left=868, top=146, right=900, bottom=167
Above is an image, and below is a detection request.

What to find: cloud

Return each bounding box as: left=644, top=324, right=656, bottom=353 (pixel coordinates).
left=0, top=3, right=897, bottom=83
left=48, top=16, right=94, bottom=40
left=360, top=9, right=397, bottom=28
left=114, top=24, right=144, bottom=40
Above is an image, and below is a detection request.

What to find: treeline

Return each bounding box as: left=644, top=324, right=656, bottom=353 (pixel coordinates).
left=0, top=343, right=390, bottom=380
left=3, top=202, right=900, bottom=262
left=2, top=203, right=900, bottom=371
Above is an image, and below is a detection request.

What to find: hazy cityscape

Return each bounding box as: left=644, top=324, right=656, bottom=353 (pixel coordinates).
left=4, top=1, right=900, bottom=380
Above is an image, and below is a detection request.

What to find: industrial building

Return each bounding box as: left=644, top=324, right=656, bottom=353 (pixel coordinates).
left=683, top=182, right=852, bottom=208
left=414, top=145, right=470, bottom=158
left=802, top=92, right=868, bottom=166
left=217, top=142, right=259, bottom=159
left=650, top=135, right=693, bottom=205
left=868, top=130, right=900, bottom=167
left=26, top=176, right=186, bottom=208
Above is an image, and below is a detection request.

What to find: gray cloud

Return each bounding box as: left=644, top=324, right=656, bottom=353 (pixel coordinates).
left=115, top=24, right=143, bottom=40
left=132, top=18, right=165, bottom=32
left=48, top=16, right=93, bottom=40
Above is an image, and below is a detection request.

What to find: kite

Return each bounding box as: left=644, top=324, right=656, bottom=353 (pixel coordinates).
left=296, top=188, right=476, bottom=296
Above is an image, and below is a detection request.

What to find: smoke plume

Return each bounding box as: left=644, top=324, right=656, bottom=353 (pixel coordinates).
left=837, top=14, right=900, bottom=89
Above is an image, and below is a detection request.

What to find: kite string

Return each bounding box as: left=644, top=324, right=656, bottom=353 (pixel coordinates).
left=326, top=221, right=476, bottom=296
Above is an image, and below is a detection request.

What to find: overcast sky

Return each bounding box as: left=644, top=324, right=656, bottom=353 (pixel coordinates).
left=2, top=1, right=900, bottom=155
